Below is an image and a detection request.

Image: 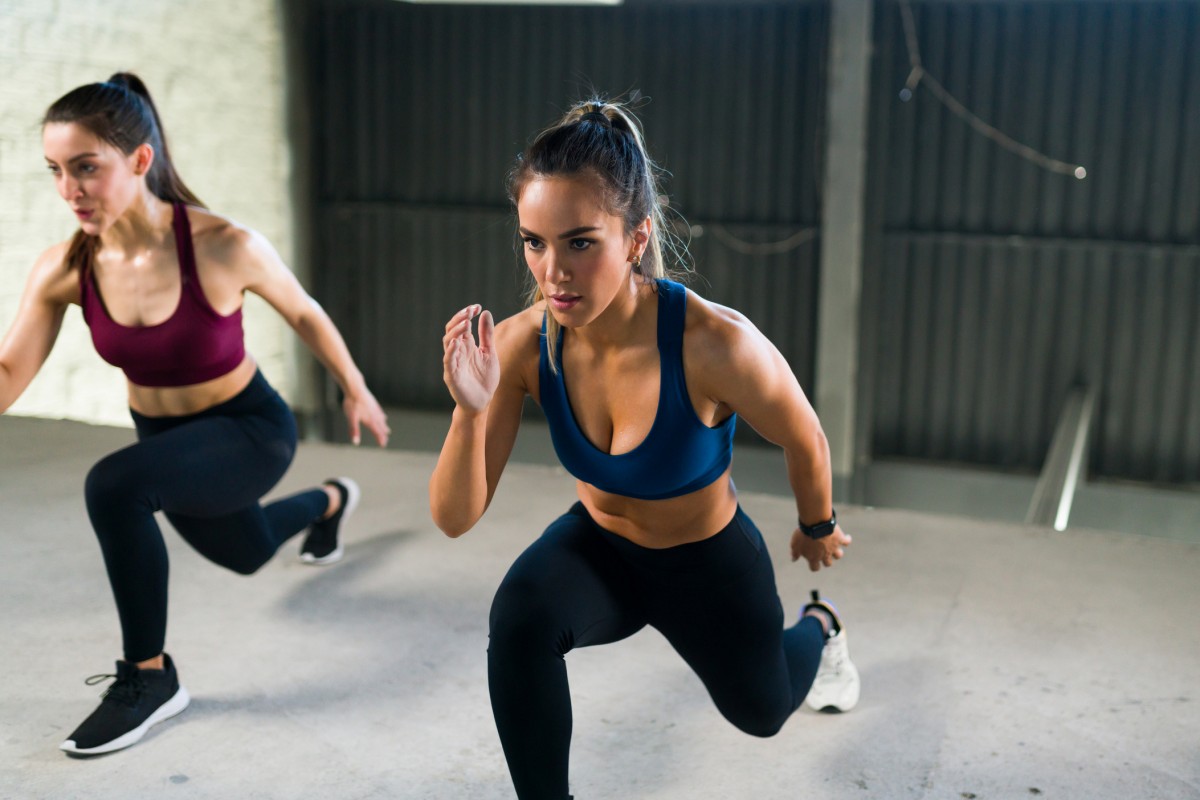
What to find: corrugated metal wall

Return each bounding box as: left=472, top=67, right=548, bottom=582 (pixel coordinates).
left=864, top=0, right=1200, bottom=484
left=304, top=0, right=828, bottom=408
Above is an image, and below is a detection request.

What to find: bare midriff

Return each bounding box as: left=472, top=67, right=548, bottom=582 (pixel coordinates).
left=578, top=467, right=740, bottom=548
left=125, top=354, right=258, bottom=417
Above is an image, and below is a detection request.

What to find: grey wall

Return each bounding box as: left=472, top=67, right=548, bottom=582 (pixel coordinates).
left=862, top=0, right=1200, bottom=485
left=299, top=0, right=828, bottom=408
left=294, top=0, right=1200, bottom=489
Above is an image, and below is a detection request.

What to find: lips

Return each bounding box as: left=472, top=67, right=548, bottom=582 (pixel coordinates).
left=73, top=208, right=94, bottom=220
left=549, top=293, right=581, bottom=311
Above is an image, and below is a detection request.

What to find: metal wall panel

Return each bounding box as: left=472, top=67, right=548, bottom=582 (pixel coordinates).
left=865, top=1, right=1200, bottom=484
left=302, top=0, right=828, bottom=408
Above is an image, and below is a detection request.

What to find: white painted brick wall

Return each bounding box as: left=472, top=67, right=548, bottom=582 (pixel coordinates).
left=0, top=0, right=298, bottom=426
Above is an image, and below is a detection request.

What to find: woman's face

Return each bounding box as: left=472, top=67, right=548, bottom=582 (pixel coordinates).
left=517, top=174, right=647, bottom=328
left=42, top=122, right=148, bottom=236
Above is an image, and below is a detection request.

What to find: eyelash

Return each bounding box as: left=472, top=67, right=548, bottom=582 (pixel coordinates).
left=46, top=164, right=96, bottom=176
left=523, top=238, right=594, bottom=251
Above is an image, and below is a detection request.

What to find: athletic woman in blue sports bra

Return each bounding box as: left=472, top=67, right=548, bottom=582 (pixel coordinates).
left=430, top=100, right=860, bottom=799
left=0, top=74, right=390, bottom=756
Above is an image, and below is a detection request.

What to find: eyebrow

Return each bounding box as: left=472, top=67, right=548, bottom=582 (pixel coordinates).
left=519, top=225, right=602, bottom=240
left=44, top=152, right=100, bottom=165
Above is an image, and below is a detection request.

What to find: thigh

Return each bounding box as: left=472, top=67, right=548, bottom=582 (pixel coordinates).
left=490, top=505, right=648, bottom=652
left=648, top=510, right=789, bottom=695
left=127, top=413, right=294, bottom=519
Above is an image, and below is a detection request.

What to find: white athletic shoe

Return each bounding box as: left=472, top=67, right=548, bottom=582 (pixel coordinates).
left=804, top=629, right=860, bottom=713
left=802, top=592, right=861, bottom=713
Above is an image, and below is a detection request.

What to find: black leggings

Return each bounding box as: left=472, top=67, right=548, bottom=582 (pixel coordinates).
left=487, top=502, right=826, bottom=800
left=84, top=371, right=328, bottom=663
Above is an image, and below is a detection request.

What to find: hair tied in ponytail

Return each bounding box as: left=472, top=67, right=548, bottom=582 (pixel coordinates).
left=580, top=110, right=610, bottom=127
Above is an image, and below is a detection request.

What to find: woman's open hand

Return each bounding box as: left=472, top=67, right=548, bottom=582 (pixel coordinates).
left=442, top=304, right=500, bottom=414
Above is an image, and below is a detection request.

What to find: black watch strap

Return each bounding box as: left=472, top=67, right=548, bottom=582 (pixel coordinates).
left=799, top=508, right=837, bottom=539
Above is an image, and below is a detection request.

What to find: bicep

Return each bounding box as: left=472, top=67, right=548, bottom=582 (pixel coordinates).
left=235, top=231, right=318, bottom=326
left=715, top=326, right=821, bottom=450
left=482, top=317, right=538, bottom=502
left=482, top=380, right=525, bottom=503
left=0, top=259, right=71, bottom=390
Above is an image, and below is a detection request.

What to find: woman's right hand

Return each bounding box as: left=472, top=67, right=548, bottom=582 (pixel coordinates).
left=442, top=304, right=500, bottom=414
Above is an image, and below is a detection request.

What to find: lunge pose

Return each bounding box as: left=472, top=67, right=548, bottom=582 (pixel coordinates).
left=430, top=100, right=860, bottom=798
left=0, top=74, right=389, bottom=755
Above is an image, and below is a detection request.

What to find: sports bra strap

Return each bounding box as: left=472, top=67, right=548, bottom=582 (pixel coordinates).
left=172, top=202, right=201, bottom=289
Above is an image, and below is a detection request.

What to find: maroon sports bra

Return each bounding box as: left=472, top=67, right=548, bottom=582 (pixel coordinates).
left=80, top=203, right=246, bottom=387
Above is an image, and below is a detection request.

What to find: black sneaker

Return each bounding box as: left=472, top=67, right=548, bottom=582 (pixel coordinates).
left=299, top=477, right=360, bottom=565
left=60, top=653, right=189, bottom=755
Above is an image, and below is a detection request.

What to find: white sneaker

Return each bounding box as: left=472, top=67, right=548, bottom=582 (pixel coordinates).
left=804, top=628, right=860, bottom=712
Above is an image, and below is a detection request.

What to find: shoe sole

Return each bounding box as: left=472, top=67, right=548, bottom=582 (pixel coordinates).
left=60, top=685, right=190, bottom=756
left=804, top=671, right=861, bottom=713
left=300, top=477, right=360, bottom=566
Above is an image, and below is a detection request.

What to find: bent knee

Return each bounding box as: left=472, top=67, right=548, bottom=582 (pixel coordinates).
left=226, top=558, right=269, bottom=576
left=488, top=576, right=566, bottom=650
left=204, top=544, right=274, bottom=576
left=725, top=705, right=790, bottom=738
left=85, top=453, right=149, bottom=513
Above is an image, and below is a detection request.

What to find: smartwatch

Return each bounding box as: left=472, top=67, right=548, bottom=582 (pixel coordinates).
left=799, top=508, right=837, bottom=539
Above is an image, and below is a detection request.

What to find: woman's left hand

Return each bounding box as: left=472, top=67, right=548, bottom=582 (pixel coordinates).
left=790, top=524, right=851, bottom=572
left=343, top=389, right=390, bottom=447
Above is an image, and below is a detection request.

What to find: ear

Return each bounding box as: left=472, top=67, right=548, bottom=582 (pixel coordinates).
left=130, top=143, right=156, bottom=177
left=629, top=216, right=652, bottom=260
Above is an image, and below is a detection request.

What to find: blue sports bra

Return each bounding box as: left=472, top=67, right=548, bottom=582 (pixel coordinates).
left=539, top=279, right=737, bottom=500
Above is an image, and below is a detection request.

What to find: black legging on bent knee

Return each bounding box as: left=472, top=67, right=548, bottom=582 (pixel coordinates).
left=84, top=370, right=329, bottom=663
left=487, top=502, right=827, bottom=800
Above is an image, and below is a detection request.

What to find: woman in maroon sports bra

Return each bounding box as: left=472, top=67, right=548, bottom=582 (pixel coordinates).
left=0, top=73, right=390, bottom=755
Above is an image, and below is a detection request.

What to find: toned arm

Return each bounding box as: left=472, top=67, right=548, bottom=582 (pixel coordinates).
left=685, top=292, right=849, bottom=570
left=429, top=305, right=540, bottom=537
left=0, top=243, right=76, bottom=413
left=200, top=220, right=390, bottom=446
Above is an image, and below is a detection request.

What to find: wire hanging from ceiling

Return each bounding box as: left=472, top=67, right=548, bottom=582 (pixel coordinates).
left=898, top=0, right=1088, bottom=180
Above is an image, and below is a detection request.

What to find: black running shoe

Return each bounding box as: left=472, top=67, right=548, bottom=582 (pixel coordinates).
left=299, top=477, right=360, bottom=565
left=60, top=653, right=189, bottom=755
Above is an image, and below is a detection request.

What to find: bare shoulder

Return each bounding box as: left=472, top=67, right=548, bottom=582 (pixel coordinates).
left=30, top=240, right=79, bottom=305
left=493, top=303, right=544, bottom=395
left=184, top=206, right=276, bottom=269
left=494, top=303, right=543, bottom=351
left=681, top=287, right=762, bottom=365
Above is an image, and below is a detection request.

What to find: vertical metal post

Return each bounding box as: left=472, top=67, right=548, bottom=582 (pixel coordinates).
left=816, top=0, right=874, bottom=499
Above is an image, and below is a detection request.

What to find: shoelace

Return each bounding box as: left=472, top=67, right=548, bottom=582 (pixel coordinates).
left=84, top=671, right=146, bottom=707
left=814, top=642, right=849, bottom=683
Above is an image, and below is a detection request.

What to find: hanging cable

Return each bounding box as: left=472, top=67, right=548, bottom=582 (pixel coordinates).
left=898, top=0, right=1087, bottom=180
left=697, top=224, right=817, bottom=256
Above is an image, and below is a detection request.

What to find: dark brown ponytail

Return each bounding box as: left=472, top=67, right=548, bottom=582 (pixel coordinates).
left=42, top=73, right=204, bottom=275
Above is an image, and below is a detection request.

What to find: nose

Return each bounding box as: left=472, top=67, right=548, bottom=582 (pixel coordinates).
left=58, top=173, right=82, bottom=202
left=543, top=250, right=569, bottom=284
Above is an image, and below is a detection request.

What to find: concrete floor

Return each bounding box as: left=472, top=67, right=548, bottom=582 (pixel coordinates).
left=1, top=414, right=1198, bottom=800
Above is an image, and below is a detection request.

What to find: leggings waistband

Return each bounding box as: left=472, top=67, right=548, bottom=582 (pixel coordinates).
left=569, top=501, right=764, bottom=579
left=129, top=370, right=284, bottom=437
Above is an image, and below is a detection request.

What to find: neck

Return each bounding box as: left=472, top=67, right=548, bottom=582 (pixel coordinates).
left=100, top=190, right=173, bottom=256
left=570, top=274, right=656, bottom=351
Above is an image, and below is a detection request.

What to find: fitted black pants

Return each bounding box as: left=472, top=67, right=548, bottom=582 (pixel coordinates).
left=487, top=502, right=826, bottom=800
left=84, top=371, right=328, bottom=663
